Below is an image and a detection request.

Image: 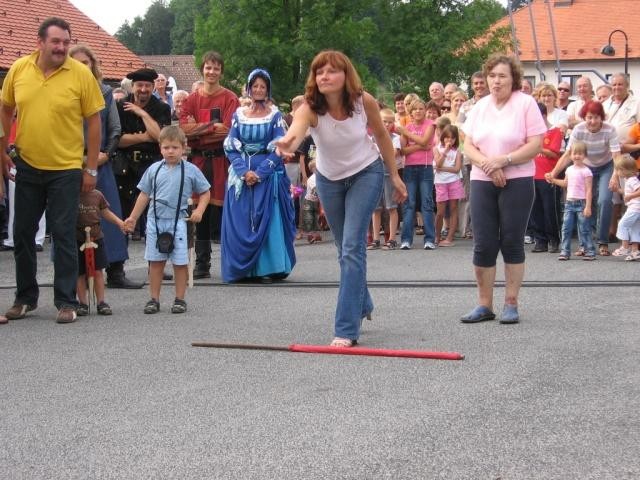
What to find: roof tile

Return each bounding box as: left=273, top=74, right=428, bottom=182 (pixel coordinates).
left=0, top=0, right=144, bottom=80
left=495, top=0, right=639, bottom=62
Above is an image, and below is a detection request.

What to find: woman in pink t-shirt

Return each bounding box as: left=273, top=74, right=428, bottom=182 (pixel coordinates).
left=396, top=99, right=436, bottom=249
left=460, top=54, right=547, bottom=325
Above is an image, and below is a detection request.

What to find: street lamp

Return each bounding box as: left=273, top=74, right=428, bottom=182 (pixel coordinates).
left=601, top=29, right=629, bottom=78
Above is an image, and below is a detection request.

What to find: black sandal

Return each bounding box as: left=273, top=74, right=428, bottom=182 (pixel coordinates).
left=171, top=298, right=187, bottom=314
left=144, top=299, right=160, bottom=314
left=77, top=303, right=89, bottom=316
left=97, top=302, right=112, bottom=315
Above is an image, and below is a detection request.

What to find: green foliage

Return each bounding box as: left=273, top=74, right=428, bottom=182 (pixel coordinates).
left=170, top=0, right=210, bottom=54
left=115, top=0, right=509, bottom=103
left=115, top=1, right=174, bottom=54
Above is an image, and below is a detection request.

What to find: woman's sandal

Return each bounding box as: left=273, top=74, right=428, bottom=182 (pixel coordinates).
left=612, top=246, right=631, bottom=257
left=598, top=244, right=611, bottom=256
left=330, top=337, right=356, bottom=347
left=574, top=247, right=585, bottom=256
left=0, top=315, right=7, bottom=325
left=625, top=251, right=640, bottom=262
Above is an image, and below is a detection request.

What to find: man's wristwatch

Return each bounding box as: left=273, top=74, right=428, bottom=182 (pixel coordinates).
left=84, top=168, right=98, bottom=177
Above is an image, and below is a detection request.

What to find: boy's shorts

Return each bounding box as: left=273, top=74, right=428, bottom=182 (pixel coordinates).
left=145, top=219, right=189, bottom=265
left=375, top=175, right=398, bottom=210
left=435, top=179, right=465, bottom=203
left=78, top=238, right=108, bottom=275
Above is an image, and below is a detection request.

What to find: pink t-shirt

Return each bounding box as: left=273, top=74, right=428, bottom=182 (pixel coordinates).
left=566, top=164, right=593, bottom=200
left=404, top=119, right=434, bottom=166
left=462, top=91, right=547, bottom=181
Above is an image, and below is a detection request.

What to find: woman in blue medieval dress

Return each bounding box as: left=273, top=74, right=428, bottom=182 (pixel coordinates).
left=221, top=69, right=296, bottom=283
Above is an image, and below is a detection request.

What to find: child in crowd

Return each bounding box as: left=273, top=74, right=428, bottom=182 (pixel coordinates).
left=433, top=125, right=463, bottom=246
left=397, top=98, right=436, bottom=250
left=425, top=101, right=441, bottom=122
left=400, top=93, right=420, bottom=127
left=394, top=93, right=409, bottom=126
left=76, top=188, right=127, bottom=316
left=124, top=126, right=210, bottom=314
left=368, top=108, right=403, bottom=250
left=547, top=140, right=596, bottom=261
left=434, top=115, right=453, bottom=238
left=612, top=155, right=640, bottom=261
left=302, top=160, right=322, bottom=244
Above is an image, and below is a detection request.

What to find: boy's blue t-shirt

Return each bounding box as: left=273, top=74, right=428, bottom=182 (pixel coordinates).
left=137, top=159, right=210, bottom=219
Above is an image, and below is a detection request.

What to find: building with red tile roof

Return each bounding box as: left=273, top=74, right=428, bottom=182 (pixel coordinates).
left=140, top=55, right=202, bottom=92
left=0, top=0, right=144, bottom=85
left=494, top=0, right=640, bottom=93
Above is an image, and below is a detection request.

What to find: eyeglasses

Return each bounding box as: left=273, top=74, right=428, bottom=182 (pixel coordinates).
left=557, top=87, right=570, bottom=93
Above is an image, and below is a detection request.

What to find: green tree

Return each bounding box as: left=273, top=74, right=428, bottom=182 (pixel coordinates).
left=376, top=0, right=508, bottom=96
left=115, top=18, right=143, bottom=53
left=170, top=0, right=210, bottom=54
left=194, top=0, right=381, bottom=101
left=115, top=1, right=174, bottom=54
left=188, top=0, right=507, bottom=102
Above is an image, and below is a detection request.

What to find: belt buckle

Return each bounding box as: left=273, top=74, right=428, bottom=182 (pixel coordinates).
left=132, top=151, right=141, bottom=163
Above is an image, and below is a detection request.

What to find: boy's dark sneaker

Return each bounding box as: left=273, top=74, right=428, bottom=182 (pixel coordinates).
left=144, top=299, right=160, bottom=314
left=171, top=298, right=187, bottom=314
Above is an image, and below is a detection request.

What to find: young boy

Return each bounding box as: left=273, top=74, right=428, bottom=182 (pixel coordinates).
left=77, top=188, right=127, bottom=316
left=368, top=108, right=403, bottom=250
left=547, top=140, right=595, bottom=260
left=124, top=126, right=210, bottom=314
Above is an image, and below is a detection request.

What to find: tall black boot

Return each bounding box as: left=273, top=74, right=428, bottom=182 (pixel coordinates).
left=106, top=261, right=144, bottom=289
left=211, top=205, right=223, bottom=244
left=194, top=240, right=211, bottom=279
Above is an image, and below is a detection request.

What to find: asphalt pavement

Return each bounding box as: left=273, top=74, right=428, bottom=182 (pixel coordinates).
left=0, top=234, right=638, bottom=479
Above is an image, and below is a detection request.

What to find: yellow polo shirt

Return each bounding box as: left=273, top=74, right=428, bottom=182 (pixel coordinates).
left=1, top=51, right=104, bottom=170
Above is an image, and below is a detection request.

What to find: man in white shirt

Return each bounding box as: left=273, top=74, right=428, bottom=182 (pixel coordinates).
left=567, top=76, right=594, bottom=128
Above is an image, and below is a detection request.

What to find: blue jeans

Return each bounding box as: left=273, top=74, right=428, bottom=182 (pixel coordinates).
left=401, top=165, right=435, bottom=245
left=13, top=159, right=82, bottom=309
left=560, top=199, right=595, bottom=257
left=588, top=161, right=614, bottom=245
left=315, top=160, right=383, bottom=340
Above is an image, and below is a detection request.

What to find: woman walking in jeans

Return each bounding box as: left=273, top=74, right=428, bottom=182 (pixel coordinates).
left=277, top=50, right=407, bottom=347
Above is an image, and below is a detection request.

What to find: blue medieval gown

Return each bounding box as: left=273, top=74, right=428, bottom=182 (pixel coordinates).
left=86, top=84, right=128, bottom=263
left=221, top=106, right=296, bottom=282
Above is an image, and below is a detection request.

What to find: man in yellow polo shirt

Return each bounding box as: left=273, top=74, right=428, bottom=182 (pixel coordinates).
left=0, top=17, right=104, bottom=324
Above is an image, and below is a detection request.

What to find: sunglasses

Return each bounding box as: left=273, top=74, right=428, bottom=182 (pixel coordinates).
left=557, top=87, right=570, bottom=92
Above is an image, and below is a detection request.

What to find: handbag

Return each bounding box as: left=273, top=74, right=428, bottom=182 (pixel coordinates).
left=153, top=160, right=184, bottom=254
